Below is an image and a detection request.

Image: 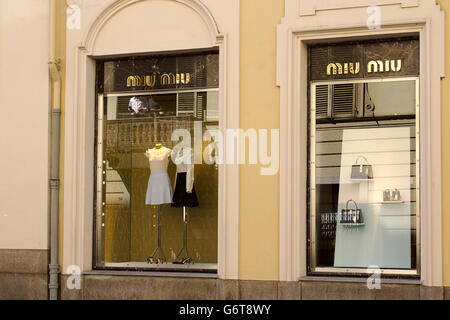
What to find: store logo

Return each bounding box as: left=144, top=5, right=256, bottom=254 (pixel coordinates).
left=127, top=73, right=191, bottom=88
left=127, top=75, right=156, bottom=88
left=368, top=60, right=402, bottom=73
left=66, top=265, right=81, bottom=290
left=327, top=63, right=360, bottom=76
left=326, top=60, right=402, bottom=76
left=161, top=73, right=191, bottom=85
left=67, top=4, right=81, bottom=30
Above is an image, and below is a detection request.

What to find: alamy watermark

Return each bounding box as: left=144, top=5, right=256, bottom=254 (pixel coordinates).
left=366, top=265, right=382, bottom=290
left=367, top=5, right=381, bottom=30
left=170, top=122, right=280, bottom=176
left=67, top=2, right=81, bottom=30
left=66, top=265, right=82, bottom=290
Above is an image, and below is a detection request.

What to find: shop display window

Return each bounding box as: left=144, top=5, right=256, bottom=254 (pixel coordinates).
left=308, top=38, right=420, bottom=275
left=94, top=51, right=219, bottom=271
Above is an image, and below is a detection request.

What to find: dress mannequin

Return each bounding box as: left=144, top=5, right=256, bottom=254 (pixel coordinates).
left=145, top=144, right=173, bottom=205
left=172, top=147, right=199, bottom=208
left=171, top=147, right=199, bottom=264
left=145, top=144, right=172, bottom=264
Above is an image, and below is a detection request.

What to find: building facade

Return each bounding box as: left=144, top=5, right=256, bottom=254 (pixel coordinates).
left=1, top=0, right=450, bottom=300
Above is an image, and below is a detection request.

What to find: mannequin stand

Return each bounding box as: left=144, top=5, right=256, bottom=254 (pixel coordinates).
left=147, top=206, right=166, bottom=264
left=174, top=207, right=193, bottom=264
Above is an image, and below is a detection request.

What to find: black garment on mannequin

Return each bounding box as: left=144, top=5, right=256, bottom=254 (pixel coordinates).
left=172, top=173, right=199, bottom=207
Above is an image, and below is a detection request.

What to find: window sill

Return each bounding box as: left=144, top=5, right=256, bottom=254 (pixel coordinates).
left=83, top=269, right=218, bottom=279
left=300, top=276, right=421, bottom=285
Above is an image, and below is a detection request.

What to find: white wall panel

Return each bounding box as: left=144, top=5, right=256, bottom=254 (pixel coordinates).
left=0, top=0, right=50, bottom=249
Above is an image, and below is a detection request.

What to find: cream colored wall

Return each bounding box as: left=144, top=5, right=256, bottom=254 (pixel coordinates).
left=0, top=0, right=50, bottom=249
left=439, top=0, right=450, bottom=287
left=240, top=0, right=284, bottom=281
left=92, top=0, right=214, bottom=55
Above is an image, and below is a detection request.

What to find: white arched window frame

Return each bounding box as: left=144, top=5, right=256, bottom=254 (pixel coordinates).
left=277, top=0, right=445, bottom=286
left=62, top=0, right=240, bottom=280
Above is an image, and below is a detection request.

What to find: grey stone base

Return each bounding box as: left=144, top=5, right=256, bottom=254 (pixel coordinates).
left=0, top=273, right=48, bottom=300
left=59, top=273, right=450, bottom=300
left=1, top=248, right=450, bottom=301
left=445, top=287, right=450, bottom=300
left=61, top=275, right=300, bottom=300
left=0, top=249, right=49, bottom=300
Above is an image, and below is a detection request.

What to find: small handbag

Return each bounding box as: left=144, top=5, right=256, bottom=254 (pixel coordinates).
left=383, top=189, right=401, bottom=201
left=392, top=189, right=400, bottom=201
left=341, top=199, right=364, bottom=225
left=383, top=189, right=391, bottom=202
left=351, top=155, right=373, bottom=180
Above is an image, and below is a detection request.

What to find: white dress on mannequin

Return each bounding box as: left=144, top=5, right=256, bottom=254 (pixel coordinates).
left=145, top=146, right=173, bottom=205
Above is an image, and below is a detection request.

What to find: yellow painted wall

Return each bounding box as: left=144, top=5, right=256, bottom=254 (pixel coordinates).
left=239, top=0, right=284, bottom=281
left=439, top=0, right=450, bottom=287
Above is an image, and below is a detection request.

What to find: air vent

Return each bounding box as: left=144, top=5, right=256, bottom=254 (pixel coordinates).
left=177, top=92, right=196, bottom=115
left=315, top=84, right=356, bottom=120
left=332, top=84, right=355, bottom=118
left=118, top=96, right=131, bottom=115
left=196, top=92, right=206, bottom=119
left=316, top=85, right=329, bottom=119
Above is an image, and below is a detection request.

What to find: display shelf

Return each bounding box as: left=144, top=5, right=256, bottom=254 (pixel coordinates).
left=103, top=262, right=218, bottom=272
left=340, top=223, right=366, bottom=227
left=381, top=200, right=404, bottom=204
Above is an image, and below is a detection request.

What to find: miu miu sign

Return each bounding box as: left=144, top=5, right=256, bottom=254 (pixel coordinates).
left=127, top=73, right=191, bottom=88
left=327, top=60, right=402, bottom=76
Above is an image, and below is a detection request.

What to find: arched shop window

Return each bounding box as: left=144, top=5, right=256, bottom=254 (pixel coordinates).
left=94, top=49, right=220, bottom=272
left=308, top=37, right=420, bottom=276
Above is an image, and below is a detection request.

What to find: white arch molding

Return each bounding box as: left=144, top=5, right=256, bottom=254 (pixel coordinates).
left=82, top=0, right=221, bottom=54
left=63, top=0, right=240, bottom=281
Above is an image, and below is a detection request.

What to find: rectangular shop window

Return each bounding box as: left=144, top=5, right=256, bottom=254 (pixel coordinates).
left=94, top=50, right=220, bottom=273
left=309, top=78, right=419, bottom=276
left=308, top=37, right=420, bottom=277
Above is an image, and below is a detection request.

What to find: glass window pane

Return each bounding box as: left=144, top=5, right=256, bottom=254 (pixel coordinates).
left=95, top=52, right=219, bottom=271
left=367, top=81, right=416, bottom=117
left=311, top=79, right=418, bottom=271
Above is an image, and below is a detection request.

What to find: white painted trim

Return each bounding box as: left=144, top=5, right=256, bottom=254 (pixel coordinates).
left=278, top=0, right=445, bottom=286
left=63, top=0, right=240, bottom=280
left=83, top=0, right=220, bottom=53
left=299, top=0, right=419, bottom=17
left=216, top=32, right=240, bottom=280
